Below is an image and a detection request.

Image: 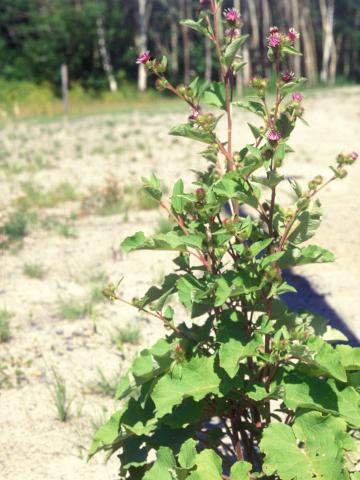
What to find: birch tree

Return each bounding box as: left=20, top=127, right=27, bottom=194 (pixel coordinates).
left=320, top=0, right=335, bottom=83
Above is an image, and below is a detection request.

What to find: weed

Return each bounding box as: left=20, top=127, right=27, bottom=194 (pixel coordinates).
left=1, top=209, right=28, bottom=245
left=111, top=324, right=141, bottom=350
left=49, top=368, right=71, bottom=422
left=23, top=262, right=46, bottom=279
left=57, top=299, right=94, bottom=320
left=86, top=367, right=121, bottom=397
left=0, top=310, right=12, bottom=343
left=57, top=222, right=78, bottom=238
left=16, top=181, right=78, bottom=210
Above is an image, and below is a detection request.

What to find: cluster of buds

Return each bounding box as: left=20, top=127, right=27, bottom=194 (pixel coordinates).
left=194, top=112, right=216, bottom=132
left=333, top=151, right=358, bottom=179
left=177, top=84, right=195, bottom=103
left=337, top=151, right=358, bottom=166
left=267, top=26, right=300, bottom=49
left=308, top=175, right=324, bottom=192
left=155, top=77, right=169, bottom=92
left=249, top=76, right=269, bottom=97
left=136, top=51, right=167, bottom=75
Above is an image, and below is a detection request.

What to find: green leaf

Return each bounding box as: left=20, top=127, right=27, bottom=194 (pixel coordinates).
left=189, top=77, right=209, bottom=100
left=249, top=238, right=272, bottom=256
left=247, top=123, right=262, bottom=140
left=273, top=143, right=286, bottom=164
left=151, top=356, right=220, bottom=417
left=188, top=449, right=223, bottom=480
left=178, top=438, right=197, bottom=469
left=142, top=174, right=162, bottom=201
left=288, top=200, right=322, bottom=244
left=307, top=337, right=347, bottom=382
left=202, top=82, right=226, bottom=110
left=171, top=179, right=186, bottom=214
left=89, top=410, right=123, bottom=457
left=282, top=45, right=303, bottom=56
left=280, top=77, right=307, bottom=96
left=260, top=412, right=351, bottom=480
left=143, top=447, right=177, bottom=480
left=246, top=144, right=262, bottom=160
left=336, top=345, right=360, bottom=370
left=218, top=315, right=262, bottom=378
left=233, top=99, right=266, bottom=117
left=252, top=171, right=285, bottom=189
left=223, top=35, right=249, bottom=66
left=121, top=231, right=203, bottom=254
left=278, top=244, right=335, bottom=268
left=169, top=123, right=215, bottom=144
left=180, top=18, right=210, bottom=37
left=230, top=460, right=252, bottom=479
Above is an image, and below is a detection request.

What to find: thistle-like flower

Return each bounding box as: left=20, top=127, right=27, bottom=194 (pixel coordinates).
left=281, top=71, right=295, bottom=83
left=269, top=26, right=279, bottom=34
left=136, top=51, right=151, bottom=65
left=351, top=151, right=359, bottom=161
left=223, top=8, right=241, bottom=23
left=287, top=28, right=300, bottom=44
left=292, top=92, right=304, bottom=102
left=225, top=28, right=241, bottom=39
left=267, top=32, right=281, bottom=48
left=267, top=130, right=281, bottom=142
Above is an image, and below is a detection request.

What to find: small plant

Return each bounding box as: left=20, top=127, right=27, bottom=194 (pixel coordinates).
left=49, top=367, right=71, bottom=422
left=91, top=3, right=359, bottom=479
left=23, top=262, right=46, bottom=279
left=16, top=181, right=78, bottom=210
left=0, top=310, right=12, bottom=343
left=110, top=323, right=141, bottom=350
left=86, top=367, right=121, bottom=397
left=56, top=298, right=93, bottom=320
left=0, top=209, right=27, bottom=246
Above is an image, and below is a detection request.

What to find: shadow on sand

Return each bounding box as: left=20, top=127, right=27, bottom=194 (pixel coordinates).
left=282, top=270, right=359, bottom=347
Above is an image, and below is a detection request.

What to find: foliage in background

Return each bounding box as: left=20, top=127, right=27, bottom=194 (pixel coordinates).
left=91, top=1, right=359, bottom=479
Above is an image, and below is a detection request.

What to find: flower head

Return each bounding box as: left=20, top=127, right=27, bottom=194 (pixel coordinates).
left=292, top=92, right=304, bottom=102
left=269, top=26, right=279, bottom=34
left=267, top=32, right=281, bottom=48
left=223, top=8, right=241, bottom=23
left=136, top=51, right=151, bottom=65
left=287, top=27, right=300, bottom=44
left=189, top=105, right=201, bottom=121
left=199, top=0, right=211, bottom=9
left=281, top=71, right=295, bottom=83
left=351, top=151, right=359, bottom=161
left=225, top=27, right=241, bottom=39
left=267, top=130, right=281, bottom=142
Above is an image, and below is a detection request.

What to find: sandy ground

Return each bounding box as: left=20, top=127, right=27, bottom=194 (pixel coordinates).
left=0, top=85, right=359, bottom=479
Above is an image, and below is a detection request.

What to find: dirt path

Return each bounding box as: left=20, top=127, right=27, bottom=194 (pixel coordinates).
left=0, top=86, right=359, bottom=479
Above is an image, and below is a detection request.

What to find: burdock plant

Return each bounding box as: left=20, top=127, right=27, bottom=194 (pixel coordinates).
left=91, top=1, right=359, bottom=479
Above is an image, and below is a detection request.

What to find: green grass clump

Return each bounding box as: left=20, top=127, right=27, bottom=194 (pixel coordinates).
left=1, top=209, right=28, bottom=245
left=49, top=368, right=71, bottom=422
left=86, top=368, right=120, bottom=397
left=16, top=181, right=78, bottom=210
left=111, top=324, right=141, bottom=350
left=56, top=299, right=94, bottom=320
left=0, top=310, right=12, bottom=343
left=23, top=262, right=46, bottom=279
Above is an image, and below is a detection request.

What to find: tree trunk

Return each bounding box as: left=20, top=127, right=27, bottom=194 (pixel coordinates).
left=170, top=18, right=179, bottom=77
left=180, top=0, right=191, bottom=83
left=248, top=0, right=259, bottom=50
left=291, top=0, right=301, bottom=77
left=137, top=0, right=148, bottom=92
left=300, top=0, right=317, bottom=85
left=96, top=15, right=117, bottom=92
left=320, top=0, right=335, bottom=83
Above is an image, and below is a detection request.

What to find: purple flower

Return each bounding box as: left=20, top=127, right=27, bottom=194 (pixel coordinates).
left=225, top=27, right=240, bottom=39
left=267, top=32, right=281, bottom=48
left=223, top=8, right=241, bottom=23
left=281, top=71, right=295, bottom=83
left=351, top=151, right=359, bottom=161
left=269, top=26, right=279, bottom=34
left=189, top=106, right=201, bottom=121
left=292, top=92, right=304, bottom=102
left=136, top=51, right=151, bottom=65
left=199, top=0, right=211, bottom=8
left=288, top=28, right=300, bottom=44
left=267, top=130, right=281, bottom=142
